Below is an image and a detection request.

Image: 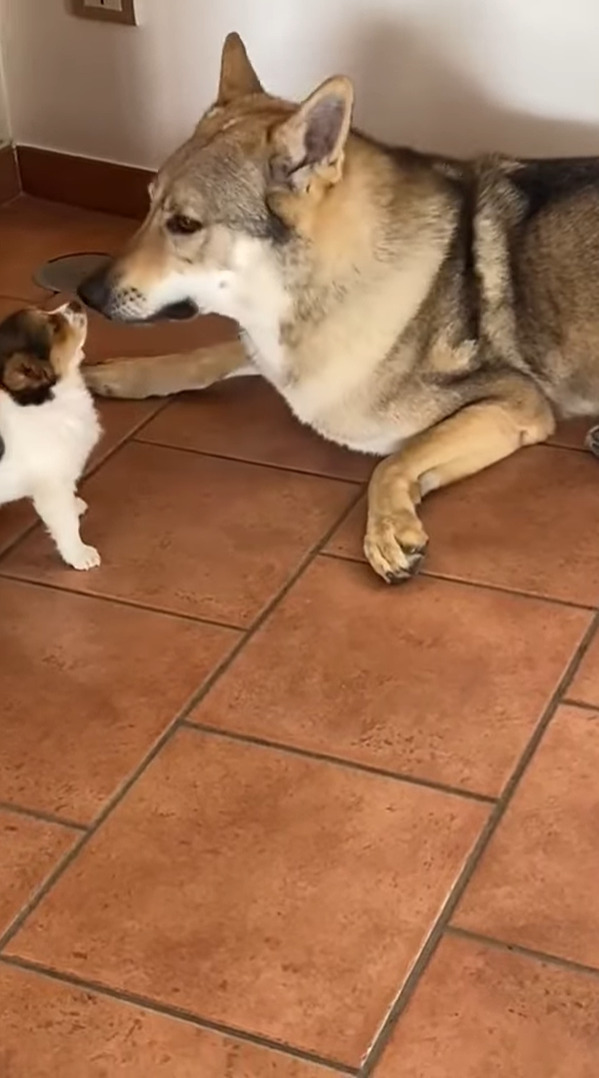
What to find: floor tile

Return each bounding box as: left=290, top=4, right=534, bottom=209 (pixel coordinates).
left=0, top=812, right=77, bottom=937
left=0, top=197, right=134, bottom=300
left=548, top=417, right=593, bottom=450
left=325, top=499, right=365, bottom=560
left=1, top=443, right=356, bottom=627
left=423, top=446, right=599, bottom=603
left=327, top=447, right=599, bottom=604
left=0, top=501, right=35, bottom=558
left=90, top=398, right=165, bottom=470
left=139, top=379, right=374, bottom=481
left=453, top=706, right=599, bottom=967
left=0, top=964, right=337, bottom=1078
left=0, top=293, right=26, bottom=321
left=7, top=729, right=488, bottom=1066
left=0, top=578, right=237, bottom=822
left=83, top=309, right=235, bottom=365
left=191, top=558, right=588, bottom=795
left=567, top=632, right=599, bottom=705
left=373, top=934, right=599, bottom=1077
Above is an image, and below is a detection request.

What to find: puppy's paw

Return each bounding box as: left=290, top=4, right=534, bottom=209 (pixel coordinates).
left=65, top=544, right=101, bottom=571
left=75, top=497, right=88, bottom=517
left=364, top=512, right=428, bottom=584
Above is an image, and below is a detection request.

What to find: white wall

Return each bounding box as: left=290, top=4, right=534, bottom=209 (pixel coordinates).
left=2, top=0, right=599, bottom=169
left=0, top=11, right=11, bottom=144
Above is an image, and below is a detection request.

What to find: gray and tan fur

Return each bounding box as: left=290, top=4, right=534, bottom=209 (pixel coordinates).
left=80, top=33, right=599, bottom=582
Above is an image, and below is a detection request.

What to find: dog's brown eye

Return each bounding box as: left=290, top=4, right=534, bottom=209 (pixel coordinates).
left=167, top=214, right=202, bottom=235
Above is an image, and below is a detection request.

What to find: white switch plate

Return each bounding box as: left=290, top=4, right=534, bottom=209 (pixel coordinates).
left=72, top=0, right=138, bottom=26
left=83, top=0, right=121, bottom=9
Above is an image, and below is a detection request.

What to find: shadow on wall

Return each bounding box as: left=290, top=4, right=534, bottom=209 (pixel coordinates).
left=347, top=18, right=599, bottom=159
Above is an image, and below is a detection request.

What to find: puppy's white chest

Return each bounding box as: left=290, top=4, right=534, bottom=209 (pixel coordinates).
left=0, top=381, right=101, bottom=504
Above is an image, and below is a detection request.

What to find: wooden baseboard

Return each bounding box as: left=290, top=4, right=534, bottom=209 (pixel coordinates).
left=0, top=144, right=21, bottom=205
left=17, top=146, right=153, bottom=219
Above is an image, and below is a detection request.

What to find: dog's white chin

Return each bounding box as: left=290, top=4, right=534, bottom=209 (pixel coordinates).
left=126, top=269, right=234, bottom=323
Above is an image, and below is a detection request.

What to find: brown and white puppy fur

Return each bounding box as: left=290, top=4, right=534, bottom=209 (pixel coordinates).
left=0, top=302, right=101, bottom=570
left=81, top=33, right=599, bottom=583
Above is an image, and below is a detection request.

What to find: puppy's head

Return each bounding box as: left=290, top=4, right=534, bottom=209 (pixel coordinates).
left=0, top=301, right=88, bottom=405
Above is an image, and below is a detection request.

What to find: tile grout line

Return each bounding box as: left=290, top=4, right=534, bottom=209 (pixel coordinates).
left=561, top=698, right=599, bottom=713
left=321, top=550, right=599, bottom=613
left=0, top=632, right=245, bottom=954
left=358, top=607, right=599, bottom=1077
left=0, top=517, right=43, bottom=562
left=0, top=801, right=87, bottom=833
left=0, top=486, right=365, bottom=956
left=84, top=394, right=173, bottom=478
left=181, top=720, right=498, bottom=805
left=134, top=433, right=368, bottom=485
left=543, top=440, right=590, bottom=456
left=137, top=431, right=594, bottom=464
left=3, top=542, right=596, bottom=624
left=0, top=954, right=356, bottom=1076
left=446, top=925, right=599, bottom=981
left=0, top=572, right=246, bottom=633
left=0, top=290, right=45, bottom=304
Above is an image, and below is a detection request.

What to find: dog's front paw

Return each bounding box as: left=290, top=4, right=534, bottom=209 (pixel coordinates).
left=364, top=512, right=428, bottom=584
left=84, top=364, right=120, bottom=398
left=83, top=362, right=129, bottom=401
left=65, top=544, right=101, bottom=571
left=84, top=360, right=150, bottom=400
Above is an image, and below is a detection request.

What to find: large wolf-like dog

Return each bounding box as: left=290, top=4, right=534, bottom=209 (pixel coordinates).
left=80, top=32, right=599, bottom=583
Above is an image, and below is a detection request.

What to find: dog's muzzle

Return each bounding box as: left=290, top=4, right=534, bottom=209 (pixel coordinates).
left=77, top=265, right=198, bottom=323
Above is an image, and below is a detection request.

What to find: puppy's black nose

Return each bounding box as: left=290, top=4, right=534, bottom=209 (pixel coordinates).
left=77, top=264, right=112, bottom=313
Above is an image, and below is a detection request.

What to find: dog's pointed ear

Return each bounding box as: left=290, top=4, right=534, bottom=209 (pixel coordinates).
left=217, top=32, right=263, bottom=104
left=270, top=76, right=354, bottom=192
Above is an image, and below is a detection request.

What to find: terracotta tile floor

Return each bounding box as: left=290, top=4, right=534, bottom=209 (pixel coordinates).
left=1, top=197, right=599, bottom=1076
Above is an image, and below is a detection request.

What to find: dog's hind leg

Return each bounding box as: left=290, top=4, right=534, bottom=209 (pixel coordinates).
left=84, top=339, right=253, bottom=399
left=365, top=378, right=555, bottom=583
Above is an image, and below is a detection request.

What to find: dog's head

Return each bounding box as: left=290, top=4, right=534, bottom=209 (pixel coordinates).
left=0, top=301, right=88, bottom=405
left=77, top=32, right=354, bottom=325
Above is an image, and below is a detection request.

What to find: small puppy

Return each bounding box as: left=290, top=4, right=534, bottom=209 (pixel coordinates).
left=0, top=301, right=101, bottom=569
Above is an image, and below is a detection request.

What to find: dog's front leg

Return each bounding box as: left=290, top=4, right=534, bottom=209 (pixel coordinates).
left=84, top=339, right=254, bottom=399
left=32, top=486, right=100, bottom=570
left=365, top=383, right=555, bottom=583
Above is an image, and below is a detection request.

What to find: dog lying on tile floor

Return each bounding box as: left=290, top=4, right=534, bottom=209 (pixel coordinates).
left=80, top=32, right=599, bottom=584
left=0, top=301, right=101, bottom=570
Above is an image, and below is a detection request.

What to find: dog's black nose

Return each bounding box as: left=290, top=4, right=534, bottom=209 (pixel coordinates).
left=77, top=264, right=112, bottom=313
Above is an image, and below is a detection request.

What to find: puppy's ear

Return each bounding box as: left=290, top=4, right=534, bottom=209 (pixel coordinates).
left=0, top=352, right=56, bottom=405
left=269, top=76, right=354, bottom=193
left=217, top=32, right=263, bottom=105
